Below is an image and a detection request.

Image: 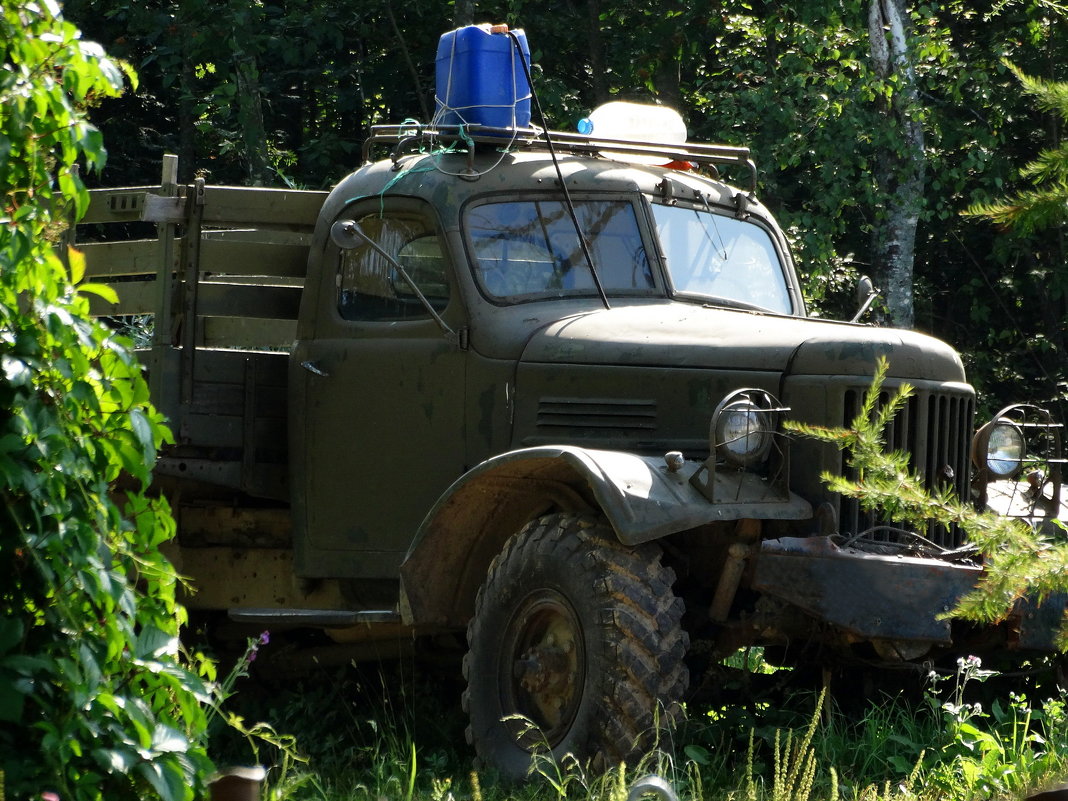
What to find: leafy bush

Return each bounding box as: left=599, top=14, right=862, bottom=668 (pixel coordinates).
left=0, top=2, right=212, bottom=799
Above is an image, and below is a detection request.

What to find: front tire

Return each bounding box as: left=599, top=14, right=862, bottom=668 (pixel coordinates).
left=463, top=513, right=688, bottom=778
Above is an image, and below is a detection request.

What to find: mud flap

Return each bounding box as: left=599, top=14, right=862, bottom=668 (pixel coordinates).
left=751, top=536, right=982, bottom=643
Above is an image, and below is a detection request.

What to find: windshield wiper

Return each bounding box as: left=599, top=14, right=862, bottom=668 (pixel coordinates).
left=685, top=294, right=776, bottom=314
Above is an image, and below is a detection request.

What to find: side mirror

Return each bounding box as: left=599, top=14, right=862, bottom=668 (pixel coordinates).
left=851, top=275, right=878, bottom=323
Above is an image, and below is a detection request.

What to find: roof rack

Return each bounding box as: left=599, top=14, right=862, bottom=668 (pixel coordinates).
left=362, top=123, right=758, bottom=191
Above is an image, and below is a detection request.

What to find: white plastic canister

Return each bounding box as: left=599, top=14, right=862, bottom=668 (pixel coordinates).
left=577, top=101, right=687, bottom=144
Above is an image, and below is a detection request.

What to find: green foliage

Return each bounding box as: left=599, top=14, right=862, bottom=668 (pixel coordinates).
left=63, top=0, right=453, bottom=187
left=205, top=656, right=1068, bottom=801
left=0, top=2, right=212, bottom=799
left=784, top=357, right=1068, bottom=648
left=966, top=63, right=1068, bottom=234
left=916, top=656, right=1068, bottom=800
left=764, top=690, right=826, bottom=801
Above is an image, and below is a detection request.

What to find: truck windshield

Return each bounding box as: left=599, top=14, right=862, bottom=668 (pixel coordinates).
left=652, top=203, right=793, bottom=314
left=467, top=199, right=654, bottom=301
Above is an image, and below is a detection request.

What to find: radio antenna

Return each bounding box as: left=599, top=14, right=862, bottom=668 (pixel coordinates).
left=507, top=29, right=610, bottom=310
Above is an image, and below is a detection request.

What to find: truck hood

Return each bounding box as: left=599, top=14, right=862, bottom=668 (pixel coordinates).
left=518, top=303, right=966, bottom=382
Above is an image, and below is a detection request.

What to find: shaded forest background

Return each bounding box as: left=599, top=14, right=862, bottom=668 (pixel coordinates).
left=64, top=0, right=1068, bottom=419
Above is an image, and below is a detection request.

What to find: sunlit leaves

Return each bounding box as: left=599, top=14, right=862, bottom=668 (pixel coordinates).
left=0, top=1, right=213, bottom=800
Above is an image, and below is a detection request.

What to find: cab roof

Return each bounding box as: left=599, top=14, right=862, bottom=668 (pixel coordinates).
left=325, top=123, right=768, bottom=227
left=362, top=122, right=757, bottom=190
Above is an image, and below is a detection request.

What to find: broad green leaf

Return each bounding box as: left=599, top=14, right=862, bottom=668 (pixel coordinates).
left=135, top=625, right=177, bottom=660
left=77, top=282, right=120, bottom=305
left=128, top=407, right=155, bottom=463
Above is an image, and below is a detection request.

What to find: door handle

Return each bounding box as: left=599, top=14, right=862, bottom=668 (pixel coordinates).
left=300, top=360, right=330, bottom=378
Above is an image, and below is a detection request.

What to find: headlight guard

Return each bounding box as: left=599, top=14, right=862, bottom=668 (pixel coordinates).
left=972, top=403, right=1065, bottom=519
left=713, top=393, right=776, bottom=468
left=691, top=388, right=792, bottom=505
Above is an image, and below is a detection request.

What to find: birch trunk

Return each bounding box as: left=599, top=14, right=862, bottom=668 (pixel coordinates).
left=233, top=53, right=269, bottom=186
left=588, top=0, right=609, bottom=104
left=867, top=0, right=924, bottom=330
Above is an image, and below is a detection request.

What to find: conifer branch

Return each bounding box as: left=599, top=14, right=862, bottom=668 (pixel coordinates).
left=784, top=356, right=1068, bottom=648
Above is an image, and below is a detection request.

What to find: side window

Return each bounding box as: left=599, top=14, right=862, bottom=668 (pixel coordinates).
left=337, top=213, right=450, bottom=322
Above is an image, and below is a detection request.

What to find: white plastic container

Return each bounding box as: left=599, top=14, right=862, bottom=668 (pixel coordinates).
left=577, top=101, right=687, bottom=144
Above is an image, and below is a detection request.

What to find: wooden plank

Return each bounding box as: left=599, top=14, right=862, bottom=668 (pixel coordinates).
left=169, top=417, right=288, bottom=457
left=179, top=412, right=243, bottom=448
left=192, top=349, right=289, bottom=385
left=81, top=240, right=306, bottom=283
left=142, top=193, right=189, bottom=225
left=86, top=184, right=326, bottom=229
left=185, top=382, right=244, bottom=417
left=83, top=186, right=158, bottom=224
left=199, top=239, right=309, bottom=279
left=152, top=156, right=181, bottom=412
left=80, top=239, right=162, bottom=278
left=248, top=418, right=288, bottom=461
left=142, top=346, right=181, bottom=424
left=185, top=382, right=287, bottom=418
left=201, top=317, right=297, bottom=350
left=196, top=282, right=302, bottom=320
left=202, top=229, right=310, bottom=245
left=81, top=238, right=308, bottom=282
left=87, top=279, right=157, bottom=316
left=179, top=178, right=206, bottom=407
left=198, top=186, right=326, bottom=229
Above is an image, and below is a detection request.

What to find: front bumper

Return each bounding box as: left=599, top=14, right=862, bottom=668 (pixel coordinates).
left=752, top=535, right=1067, bottom=651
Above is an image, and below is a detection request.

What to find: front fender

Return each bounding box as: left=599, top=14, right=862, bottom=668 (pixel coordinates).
left=399, top=445, right=811, bottom=627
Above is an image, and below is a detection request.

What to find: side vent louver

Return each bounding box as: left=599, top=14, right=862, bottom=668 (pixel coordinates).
left=536, top=397, right=657, bottom=431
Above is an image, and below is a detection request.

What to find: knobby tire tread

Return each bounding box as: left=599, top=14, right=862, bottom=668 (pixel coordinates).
left=463, top=512, right=688, bottom=776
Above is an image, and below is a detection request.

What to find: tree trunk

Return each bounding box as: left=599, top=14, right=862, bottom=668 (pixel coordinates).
left=233, top=50, right=270, bottom=186
left=454, top=0, right=475, bottom=27
left=588, top=0, right=608, bottom=104
left=653, top=58, right=682, bottom=111
left=386, top=2, right=430, bottom=122
left=177, top=52, right=197, bottom=183
left=867, top=0, right=924, bottom=330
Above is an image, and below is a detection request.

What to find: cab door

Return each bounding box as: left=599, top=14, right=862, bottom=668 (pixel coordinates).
left=292, top=198, right=466, bottom=580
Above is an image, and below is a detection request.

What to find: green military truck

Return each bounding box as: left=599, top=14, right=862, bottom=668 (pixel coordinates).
left=79, top=117, right=1067, bottom=777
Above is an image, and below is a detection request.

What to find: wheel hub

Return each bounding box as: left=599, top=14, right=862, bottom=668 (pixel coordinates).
left=515, top=637, right=573, bottom=694
left=504, top=592, right=585, bottom=742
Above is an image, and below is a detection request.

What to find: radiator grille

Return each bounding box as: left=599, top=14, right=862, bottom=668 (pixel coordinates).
left=840, top=386, right=974, bottom=549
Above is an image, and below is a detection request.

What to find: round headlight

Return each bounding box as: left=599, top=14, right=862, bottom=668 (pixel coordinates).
left=715, top=399, right=773, bottom=468
left=986, top=421, right=1026, bottom=477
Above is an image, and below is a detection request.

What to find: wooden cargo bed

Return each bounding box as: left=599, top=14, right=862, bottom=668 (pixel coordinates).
left=77, top=155, right=328, bottom=502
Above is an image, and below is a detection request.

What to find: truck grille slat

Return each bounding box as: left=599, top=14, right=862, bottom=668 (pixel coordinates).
left=841, top=386, right=973, bottom=549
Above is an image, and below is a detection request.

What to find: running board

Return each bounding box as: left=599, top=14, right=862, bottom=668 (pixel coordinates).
left=228, top=608, right=402, bottom=627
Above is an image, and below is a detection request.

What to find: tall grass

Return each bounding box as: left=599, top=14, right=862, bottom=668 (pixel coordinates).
left=214, top=650, right=1068, bottom=801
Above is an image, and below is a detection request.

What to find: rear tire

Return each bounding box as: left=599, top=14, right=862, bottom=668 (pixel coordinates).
left=463, top=513, right=688, bottom=778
